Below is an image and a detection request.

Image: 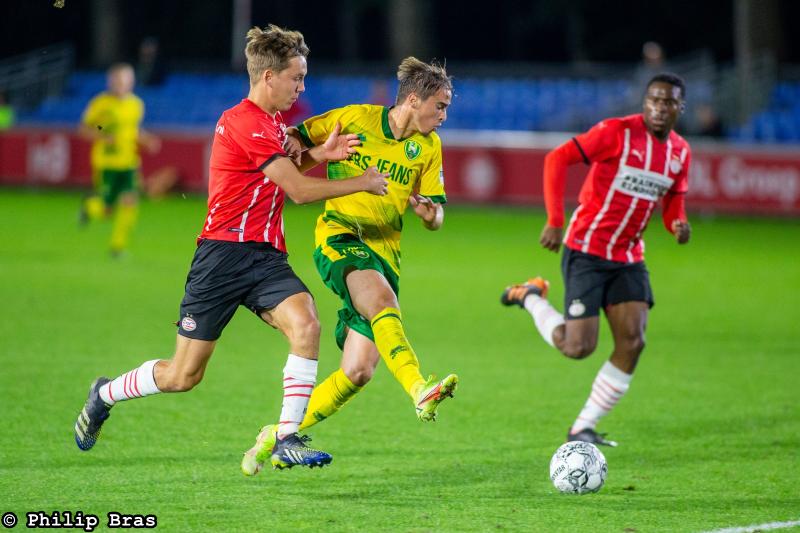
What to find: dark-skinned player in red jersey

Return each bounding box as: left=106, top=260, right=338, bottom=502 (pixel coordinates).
left=73, top=25, right=389, bottom=471
left=501, top=73, right=691, bottom=447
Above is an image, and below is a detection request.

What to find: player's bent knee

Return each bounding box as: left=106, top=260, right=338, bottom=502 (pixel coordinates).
left=345, top=365, right=374, bottom=387
left=621, top=335, right=645, bottom=356
left=286, top=315, right=322, bottom=344
left=561, top=341, right=596, bottom=359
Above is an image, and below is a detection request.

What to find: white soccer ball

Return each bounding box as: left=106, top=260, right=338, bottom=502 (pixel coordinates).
left=549, top=441, right=608, bottom=494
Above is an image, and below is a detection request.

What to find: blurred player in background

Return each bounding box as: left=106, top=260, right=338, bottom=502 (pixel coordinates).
left=501, top=73, right=692, bottom=447
left=78, top=63, right=161, bottom=257
left=242, top=57, right=457, bottom=475
left=74, top=25, right=389, bottom=471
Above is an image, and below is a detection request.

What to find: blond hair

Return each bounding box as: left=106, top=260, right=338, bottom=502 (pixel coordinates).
left=396, top=57, right=452, bottom=105
left=245, top=24, right=309, bottom=85
left=107, top=62, right=133, bottom=76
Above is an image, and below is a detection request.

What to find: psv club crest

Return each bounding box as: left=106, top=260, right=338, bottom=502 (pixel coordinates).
left=404, top=140, right=421, bottom=161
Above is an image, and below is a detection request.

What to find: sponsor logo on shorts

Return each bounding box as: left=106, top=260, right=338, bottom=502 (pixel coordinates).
left=568, top=299, right=586, bottom=317
left=181, top=316, right=197, bottom=332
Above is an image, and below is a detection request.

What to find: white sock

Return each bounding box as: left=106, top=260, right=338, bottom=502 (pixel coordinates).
left=570, top=361, right=632, bottom=434
left=277, top=354, right=317, bottom=438
left=523, top=294, right=566, bottom=347
left=99, top=359, right=161, bottom=406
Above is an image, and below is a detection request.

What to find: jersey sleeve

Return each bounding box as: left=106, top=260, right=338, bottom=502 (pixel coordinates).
left=543, top=139, right=586, bottom=227
left=662, top=144, right=691, bottom=231
left=296, top=106, right=351, bottom=148
left=228, top=115, right=286, bottom=170
left=418, top=138, right=446, bottom=204
left=572, top=119, right=624, bottom=163
left=81, top=96, right=103, bottom=127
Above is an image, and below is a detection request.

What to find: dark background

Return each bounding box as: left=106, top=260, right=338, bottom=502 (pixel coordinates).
left=2, top=0, right=798, bottom=68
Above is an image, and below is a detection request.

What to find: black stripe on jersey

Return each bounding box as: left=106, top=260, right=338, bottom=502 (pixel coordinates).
left=258, top=154, right=286, bottom=172
left=572, top=137, right=590, bottom=165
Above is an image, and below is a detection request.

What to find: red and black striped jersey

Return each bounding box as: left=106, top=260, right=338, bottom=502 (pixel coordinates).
left=200, top=99, right=288, bottom=251
left=547, top=114, right=691, bottom=263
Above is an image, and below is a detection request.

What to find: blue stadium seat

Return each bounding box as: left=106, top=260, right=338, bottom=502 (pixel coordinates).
left=15, top=71, right=800, bottom=140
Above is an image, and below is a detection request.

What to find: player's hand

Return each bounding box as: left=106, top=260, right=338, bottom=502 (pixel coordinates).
left=672, top=219, right=691, bottom=244
left=283, top=134, right=303, bottom=166
left=360, top=166, right=389, bottom=196
left=142, top=135, right=162, bottom=155
left=320, top=122, right=361, bottom=162
left=539, top=224, right=563, bottom=253
left=408, top=193, right=436, bottom=223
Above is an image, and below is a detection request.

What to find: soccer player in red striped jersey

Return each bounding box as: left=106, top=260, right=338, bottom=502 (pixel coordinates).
left=73, top=25, right=389, bottom=471
left=501, top=73, right=692, bottom=447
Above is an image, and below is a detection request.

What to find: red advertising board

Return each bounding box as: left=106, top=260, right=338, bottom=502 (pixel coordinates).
left=0, top=127, right=210, bottom=191
left=1, top=127, right=799, bottom=215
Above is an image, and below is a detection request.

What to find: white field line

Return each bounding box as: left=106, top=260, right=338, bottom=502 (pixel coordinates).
left=700, top=518, right=800, bottom=533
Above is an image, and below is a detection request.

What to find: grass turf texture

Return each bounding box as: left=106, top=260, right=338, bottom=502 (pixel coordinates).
left=0, top=189, right=798, bottom=532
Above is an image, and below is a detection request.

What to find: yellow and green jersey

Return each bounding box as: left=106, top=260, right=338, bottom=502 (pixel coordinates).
left=81, top=92, right=144, bottom=170
left=298, top=104, right=446, bottom=275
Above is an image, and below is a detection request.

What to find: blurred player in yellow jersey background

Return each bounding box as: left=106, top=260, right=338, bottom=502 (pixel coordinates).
left=78, top=63, right=161, bottom=257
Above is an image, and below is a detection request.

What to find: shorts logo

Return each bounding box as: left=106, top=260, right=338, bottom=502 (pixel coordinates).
left=404, top=140, right=421, bottom=161
left=181, top=317, right=197, bottom=332
left=349, top=248, right=369, bottom=259
left=568, top=299, right=586, bottom=317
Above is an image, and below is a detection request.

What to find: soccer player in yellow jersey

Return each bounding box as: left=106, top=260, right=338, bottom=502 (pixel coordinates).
left=242, top=57, right=457, bottom=473
left=78, top=63, right=160, bottom=256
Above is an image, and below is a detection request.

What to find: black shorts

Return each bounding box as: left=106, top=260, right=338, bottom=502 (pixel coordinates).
left=561, top=247, right=654, bottom=319
left=177, top=239, right=310, bottom=341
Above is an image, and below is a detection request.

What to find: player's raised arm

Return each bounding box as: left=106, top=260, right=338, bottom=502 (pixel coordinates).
left=264, top=157, right=387, bottom=204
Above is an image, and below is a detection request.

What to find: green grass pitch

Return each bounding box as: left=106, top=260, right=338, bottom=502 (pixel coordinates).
left=0, top=189, right=798, bottom=532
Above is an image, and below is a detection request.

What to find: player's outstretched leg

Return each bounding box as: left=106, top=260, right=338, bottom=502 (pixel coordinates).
left=367, top=307, right=459, bottom=421
left=501, top=276, right=565, bottom=348
left=415, top=373, right=459, bottom=422
left=241, top=424, right=278, bottom=476
left=74, top=377, right=113, bottom=451
left=270, top=433, right=333, bottom=470
left=500, top=276, right=550, bottom=307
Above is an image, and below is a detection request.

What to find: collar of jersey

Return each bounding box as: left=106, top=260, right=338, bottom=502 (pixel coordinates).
left=383, top=106, right=414, bottom=142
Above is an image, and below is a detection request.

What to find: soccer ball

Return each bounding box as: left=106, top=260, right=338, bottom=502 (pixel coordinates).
left=549, top=441, right=608, bottom=494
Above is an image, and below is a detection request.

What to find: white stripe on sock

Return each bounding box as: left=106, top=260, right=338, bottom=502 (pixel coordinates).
left=570, top=361, right=632, bottom=434
left=99, top=359, right=161, bottom=405
left=277, top=354, right=317, bottom=438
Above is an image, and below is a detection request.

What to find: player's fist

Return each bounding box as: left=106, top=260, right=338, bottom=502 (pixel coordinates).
left=360, top=166, right=389, bottom=196
left=283, top=134, right=303, bottom=165
left=539, top=224, right=563, bottom=253
left=672, top=219, right=691, bottom=244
